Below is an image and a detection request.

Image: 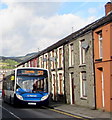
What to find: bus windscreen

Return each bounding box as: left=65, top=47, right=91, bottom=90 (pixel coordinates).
left=16, top=69, right=48, bottom=92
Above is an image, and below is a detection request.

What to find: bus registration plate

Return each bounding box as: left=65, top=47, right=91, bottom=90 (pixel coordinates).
left=28, top=103, right=36, bottom=105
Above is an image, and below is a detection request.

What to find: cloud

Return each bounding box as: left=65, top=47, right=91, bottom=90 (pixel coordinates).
left=0, top=2, right=97, bottom=57
left=88, top=8, right=97, bottom=14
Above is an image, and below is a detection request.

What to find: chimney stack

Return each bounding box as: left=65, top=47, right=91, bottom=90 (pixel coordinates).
left=105, top=2, right=112, bottom=16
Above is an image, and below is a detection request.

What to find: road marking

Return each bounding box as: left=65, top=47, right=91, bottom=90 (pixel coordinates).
left=43, top=106, right=90, bottom=120
left=50, top=108, right=89, bottom=120
left=0, top=105, right=22, bottom=120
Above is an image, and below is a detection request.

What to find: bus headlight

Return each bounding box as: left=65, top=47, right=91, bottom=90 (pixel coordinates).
left=41, top=95, right=48, bottom=101
left=16, top=94, right=23, bottom=100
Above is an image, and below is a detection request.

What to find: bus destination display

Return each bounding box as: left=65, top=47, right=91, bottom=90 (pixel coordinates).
left=17, top=69, right=45, bottom=76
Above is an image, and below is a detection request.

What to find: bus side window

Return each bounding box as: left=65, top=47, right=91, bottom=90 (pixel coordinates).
left=5, top=74, right=15, bottom=91
left=5, top=75, right=10, bottom=90
left=7, top=82, right=10, bottom=90
left=3, top=81, right=7, bottom=90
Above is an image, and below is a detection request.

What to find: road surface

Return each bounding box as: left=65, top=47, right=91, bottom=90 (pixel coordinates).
left=0, top=97, right=89, bottom=120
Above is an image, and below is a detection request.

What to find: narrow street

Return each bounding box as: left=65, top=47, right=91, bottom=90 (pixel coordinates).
left=0, top=1, right=112, bottom=120
left=0, top=98, right=88, bottom=120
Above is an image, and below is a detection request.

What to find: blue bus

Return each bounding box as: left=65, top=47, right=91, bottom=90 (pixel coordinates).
left=2, top=67, right=50, bottom=106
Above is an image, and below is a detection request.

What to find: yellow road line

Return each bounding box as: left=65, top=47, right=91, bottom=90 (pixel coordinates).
left=49, top=108, right=89, bottom=120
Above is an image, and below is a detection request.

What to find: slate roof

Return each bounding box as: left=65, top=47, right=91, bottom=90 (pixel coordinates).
left=17, top=12, right=112, bottom=67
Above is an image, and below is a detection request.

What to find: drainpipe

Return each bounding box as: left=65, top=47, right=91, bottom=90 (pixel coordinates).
left=92, top=30, right=97, bottom=110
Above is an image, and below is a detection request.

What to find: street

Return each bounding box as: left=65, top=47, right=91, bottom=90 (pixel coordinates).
left=0, top=97, right=88, bottom=120
left=0, top=1, right=112, bottom=117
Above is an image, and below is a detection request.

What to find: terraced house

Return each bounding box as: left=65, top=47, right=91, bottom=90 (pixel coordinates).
left=94, top=2, right=112, bottom=112
left=17, top=2, right=112, bottom=111
left=64, top=28, right=95, bottom=108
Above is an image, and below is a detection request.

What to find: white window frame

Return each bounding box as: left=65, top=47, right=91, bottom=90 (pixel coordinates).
left=69, top=43, right=74, bottom=67
left=34, top=58, right=37, bottom=67
left=50, top=50, right=56, bottom=69
left=37, top=58, right=39, bottom=67
left=57, top=71, right=64, bottom=95
left=98, top=31, right=103, bottom=59
left=57, top=46, right=63, bottom=68
left=43, top=53, right=48, bottom=69
left=79, top=40, right=86, bottom=65
left=28, top=61, right=30, bottom=67
left=80, top=71, right=87, bottom=99
left=59, top=48, right=62, bottom=68
left=39, top=56, right=43, bottom=68
left=25, top=63, right=27, bottom=67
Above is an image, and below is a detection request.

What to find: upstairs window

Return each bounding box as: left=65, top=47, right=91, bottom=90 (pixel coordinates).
left=40, top=57, right=43, bottom=68
left=52, top=51, right=55, bottom=69
left=50, top=50, right=55, bottom=69
left=59, top=48, right=62, bottom=68
left=69, top=43, right=74, bottom=66
left=28, top=61, right=30, bottom=67
left=46, top=55, right=48, bottom=69
left=79, top=40, right=86, bottom=65
left=37, top=58, right=39, bottom=67
left=34, top=58, right=37, bottom=67
left=98, top=31, right=103, bottom=59
left=44, top=55, right=48, bottom=69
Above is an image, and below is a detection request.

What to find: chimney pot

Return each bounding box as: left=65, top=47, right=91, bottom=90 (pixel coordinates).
left=105, top=2, right=112, bottom=16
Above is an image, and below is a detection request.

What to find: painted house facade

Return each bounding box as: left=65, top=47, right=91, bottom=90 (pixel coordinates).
left=94, top=2, right=112, bottom=112
left=17, top=2, right=112, bottom=111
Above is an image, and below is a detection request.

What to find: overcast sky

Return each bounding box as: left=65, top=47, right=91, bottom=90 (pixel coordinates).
left=0, top=0, right=109, bottom=57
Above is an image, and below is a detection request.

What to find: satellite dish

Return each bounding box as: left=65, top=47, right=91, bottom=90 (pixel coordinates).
left=81, top=41, right=89, bottom=49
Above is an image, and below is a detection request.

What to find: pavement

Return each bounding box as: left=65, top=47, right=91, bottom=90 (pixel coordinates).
left=50, top=101, right=111, bottom=119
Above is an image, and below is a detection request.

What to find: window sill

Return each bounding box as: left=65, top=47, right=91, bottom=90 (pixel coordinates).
left=68, top=66, right=74, bottom=69
left=58, top=67, right=63, bottom=70
left=95, top=58, right=102, bottom=62
left=51, top=69, right=56, bottom=71
left=80, top=97, right=87, bottom=100
left=79, top=64, right=86, bottom=67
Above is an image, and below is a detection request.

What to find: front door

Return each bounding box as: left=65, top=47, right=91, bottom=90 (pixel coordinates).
left=53, top=74, right=56, bottom=100
left=71, top=77, right=75, bottom=104
left=70, top=73, right=75, bottom=104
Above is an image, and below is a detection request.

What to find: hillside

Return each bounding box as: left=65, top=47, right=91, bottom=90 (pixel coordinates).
left=0, top=59, right=19, bottom=69
left=0, top=52, right=38, bottom=69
